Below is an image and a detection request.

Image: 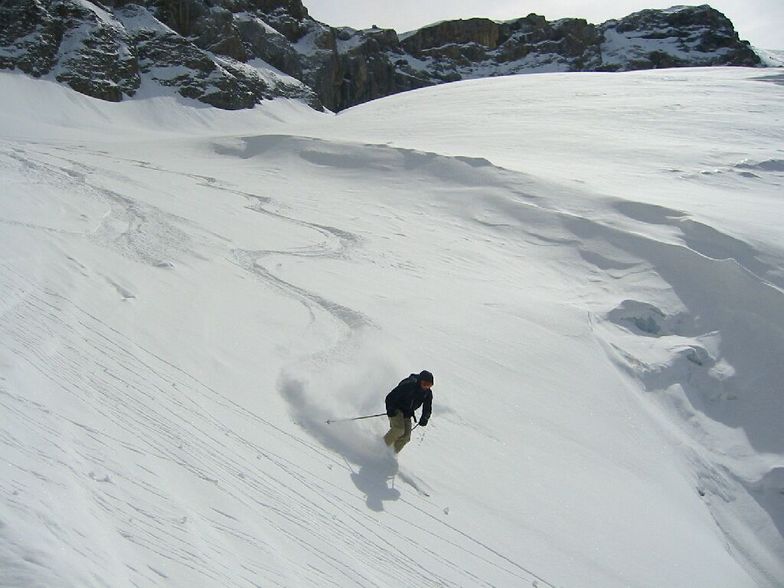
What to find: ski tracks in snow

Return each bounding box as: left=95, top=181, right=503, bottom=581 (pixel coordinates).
left=0, top=261, right=466, bottom=587
left=0, top=254, right=546, bottom=588
left=0, top=140, right=557, bottom=587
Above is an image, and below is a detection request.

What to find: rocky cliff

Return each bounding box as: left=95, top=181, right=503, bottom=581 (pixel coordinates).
left=0, top=1, right=763, bottom=111
left=0, top=0, right=321, bottom=109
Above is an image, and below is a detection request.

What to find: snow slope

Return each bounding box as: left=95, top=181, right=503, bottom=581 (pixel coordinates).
left=1, top=66, right=783, bottom=588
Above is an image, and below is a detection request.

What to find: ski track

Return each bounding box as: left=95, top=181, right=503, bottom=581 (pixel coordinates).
left=6, top=131, right=781, bottom=586
left=0, top=262, right=523, bottom=587
left=11, top=128, right=781, bottom=586
left=5, top=128, right=783, bottom=586
left=11, top=141, right=373, bottom=333
left=0, top=142, right=557, bottom=587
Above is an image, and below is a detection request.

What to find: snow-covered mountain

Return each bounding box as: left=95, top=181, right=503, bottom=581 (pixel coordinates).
left=0, top=1, right=765, bottom=111
left=2, top=64, right=784, bottom=587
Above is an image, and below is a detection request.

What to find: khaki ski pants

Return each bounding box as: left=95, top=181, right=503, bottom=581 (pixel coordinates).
left=383, top=411, right=411, bottom=453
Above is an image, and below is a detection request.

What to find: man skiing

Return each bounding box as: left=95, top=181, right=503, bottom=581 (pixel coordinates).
left=383, top=370, right=434, bottom=453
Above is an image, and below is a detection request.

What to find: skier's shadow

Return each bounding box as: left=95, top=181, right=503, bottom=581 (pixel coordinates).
left=350, top=455, right=401, bottom=512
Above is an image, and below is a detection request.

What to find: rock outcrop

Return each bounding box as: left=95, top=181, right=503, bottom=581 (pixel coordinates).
left=599, top=5, right=761, bottom=70
left=0, top=1, right=763, bottom=111
left=0, top=0, right=320, bottom=109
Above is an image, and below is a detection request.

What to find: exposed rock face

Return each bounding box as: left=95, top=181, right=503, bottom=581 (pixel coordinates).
left=402, top=18, right=503, bottom=53
left=398, top=15, right=606, bottom=81
left=0, top=0, right=140, bottom=100
left=0, top=1, right=764, bottom=111
left=599, top=5, right=761, bottom=70
left=1, top=0, right=66, bottom=77
left=0, top=0, right=320, bottom=109
left=55, top=1, right=141, bottom=101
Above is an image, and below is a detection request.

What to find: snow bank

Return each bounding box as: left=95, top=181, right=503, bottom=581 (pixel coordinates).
left=0, top=71, right=321, bottom=142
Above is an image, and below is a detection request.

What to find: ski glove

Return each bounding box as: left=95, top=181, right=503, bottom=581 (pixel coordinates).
left=419, top=417, right=428, bottom=427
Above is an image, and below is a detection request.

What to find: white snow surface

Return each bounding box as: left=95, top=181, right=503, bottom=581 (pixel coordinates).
left=1, top=66, right=783, bottom=588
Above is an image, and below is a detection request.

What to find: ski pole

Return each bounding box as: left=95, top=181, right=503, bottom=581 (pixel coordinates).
left=325, top=412, right=386, bottom=424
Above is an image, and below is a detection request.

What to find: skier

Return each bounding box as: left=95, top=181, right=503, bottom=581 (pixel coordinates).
left=383, top=370, right=434, bottom=453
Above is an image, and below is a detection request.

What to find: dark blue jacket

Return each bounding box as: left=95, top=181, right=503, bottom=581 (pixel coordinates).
left=385, top=374, right=433, bottom=423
